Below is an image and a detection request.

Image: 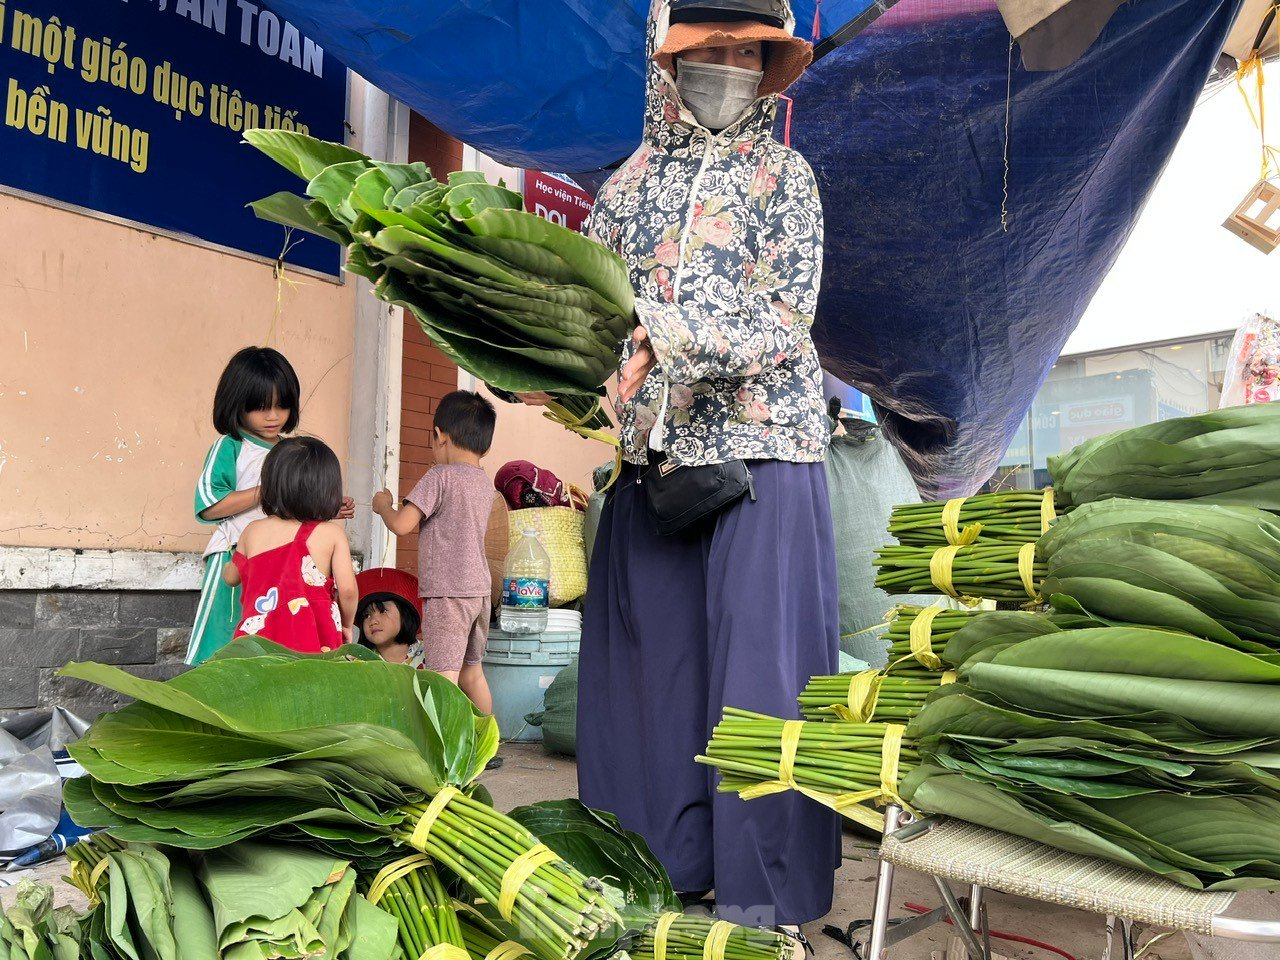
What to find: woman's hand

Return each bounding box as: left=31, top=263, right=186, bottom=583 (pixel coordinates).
left=619, top=326, right=657, bottom=403
left=515, top=392, right=554, bottom=406
left=335, top=496, right=356, bottom=521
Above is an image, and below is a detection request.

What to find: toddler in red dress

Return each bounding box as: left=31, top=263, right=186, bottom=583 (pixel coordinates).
left=223, top=437, right=358, bottom=652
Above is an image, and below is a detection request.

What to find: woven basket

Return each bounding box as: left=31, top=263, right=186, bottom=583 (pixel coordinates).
left=508, top=507, right=587, bottom=607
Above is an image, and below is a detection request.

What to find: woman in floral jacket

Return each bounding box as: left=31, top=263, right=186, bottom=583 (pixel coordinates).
left=523, top=0, right=839, bottom=939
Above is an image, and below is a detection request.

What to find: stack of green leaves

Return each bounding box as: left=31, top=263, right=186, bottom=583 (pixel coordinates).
left=67, top=837, right=398, bottom=960
left=874, top=543, right=1046, bottom=605
left=1038, top=498, right=1280, bottom=651
left=629, top=915, right=792, bottom=960
left=59, top=639, right=620, bottom=960
left=0, top=879, right=82, bottom=960
left=903, top=622, right=1280, bottom=889
left=698, top=708, right=917, bottom=831
left=245, top=130, right=634, bottom=433
left=887, top=490, right=1062, bottom=547
left=1048, top=403, right=1280, bottom=510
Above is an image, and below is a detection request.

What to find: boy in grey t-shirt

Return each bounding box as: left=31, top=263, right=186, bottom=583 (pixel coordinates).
left=374, top=391, right=505, bottom=713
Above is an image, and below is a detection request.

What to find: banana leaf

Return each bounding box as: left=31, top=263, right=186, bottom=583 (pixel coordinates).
left=963, top=663, right=1280, bottom=738
left=249, top=191, right=350, bottom=245
left=1, top=880, right=83, bottom=960
left=976, top=627, right=1280, bottom=681
left=942, top=612, right=1064, bottom=668
left=907, top=686, right=1276, bottom=755
left=1047, top=587, right=1262, bottom=653
left=900, top=767, right=1280, bottom=889
left=242, top=129, right=368, bottom=181
left=457, top=206, right=634, bottom=316
left=1048, top=404, right=1280, bottom=509
left=378, top=275, right=604, bottom=397
left=1043, top=539, right=1280, bottom=647
left=507, top=800, right=680, bottom=925
left=68, top=657, right=496, bottom=783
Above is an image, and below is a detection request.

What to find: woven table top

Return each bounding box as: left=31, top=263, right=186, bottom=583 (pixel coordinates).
left=881, top=819, right=1237, bottom=935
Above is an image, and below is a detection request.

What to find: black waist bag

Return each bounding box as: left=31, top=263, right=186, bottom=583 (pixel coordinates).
left=640, top=455, right=756, bottom=536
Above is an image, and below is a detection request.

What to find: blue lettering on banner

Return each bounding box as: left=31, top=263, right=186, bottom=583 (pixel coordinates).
left=502, top=578, right=550, bottom=610
left=0, top=0, right=345, bottom=275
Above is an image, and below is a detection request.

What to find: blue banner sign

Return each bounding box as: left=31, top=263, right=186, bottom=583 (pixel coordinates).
left=0, top=0, right=347, bottom=275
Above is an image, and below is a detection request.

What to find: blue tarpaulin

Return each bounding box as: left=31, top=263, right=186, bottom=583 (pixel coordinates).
left=790, top=0, right=1242, bottom=495
left=261, top=0, right=1241, bottom=495
left=254, top=1, right=895, bottom=171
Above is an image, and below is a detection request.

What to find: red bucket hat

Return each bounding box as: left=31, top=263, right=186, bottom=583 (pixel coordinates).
left=356, top=567, right=422, bottom=623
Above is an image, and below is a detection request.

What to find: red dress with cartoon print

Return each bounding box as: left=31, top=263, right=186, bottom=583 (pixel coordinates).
left=232, top=521, right=344, bottom=653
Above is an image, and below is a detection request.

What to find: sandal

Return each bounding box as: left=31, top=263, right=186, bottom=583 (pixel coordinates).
left=773, top=926, right=815, bottom=960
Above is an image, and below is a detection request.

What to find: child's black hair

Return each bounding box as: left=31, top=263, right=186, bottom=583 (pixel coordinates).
left=434, top=390, right=496, bottom=456
left=213, top=347, right=300, bottom=439
left=259, top=437, right=343, bottom=522
left=356, top=597, right=421, bottom=650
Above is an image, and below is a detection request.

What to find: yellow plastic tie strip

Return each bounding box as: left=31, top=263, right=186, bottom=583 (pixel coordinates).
left=420, top=946, right=470, bottom=960
left=908, top=606, right=943, bottom=670
left=410, top=786, right=461, bottom=850
left=1017, top=542, right=1039, bottom=601
left=778, top=719, right=804, bottom=785
left=736, top=724, right=910, bottom=834
left=704, top=920, right=737, bottom=960
left=484, top=942, right=533, bottom=960
left=367, top=853, right=433, bottom=906
left=498, top=844, right=560, bottom=921
left=838, top=671, right=883, bottom=722
left=940, top=497, right=982, bottom=546
left=86, top=857, right=111, bottom=905
left=929, top=545, right=963, bottom=600
left=652, top=912, right=682, bottom=960
left=880, top=723, right=905, bottom=799
left=1040, top=488, right=1057, bottom=533
left=544, top=400, right=622, bottom=489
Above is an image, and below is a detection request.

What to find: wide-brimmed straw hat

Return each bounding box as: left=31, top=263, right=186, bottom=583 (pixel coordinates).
left=655, top=19, right=813, bottom=96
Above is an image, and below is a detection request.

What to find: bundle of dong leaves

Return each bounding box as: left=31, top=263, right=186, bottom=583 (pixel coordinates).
left=901, top=617, right=1280, bottom=890
left=1048, top=402, right=1280, bottom=510
left=64, top=835, right=398, bottom=960
left=245, top=130, right=634, bottom=432
left=57, top=639, right=623, bottom=960
left=704, top=615, right=1280, bottom=888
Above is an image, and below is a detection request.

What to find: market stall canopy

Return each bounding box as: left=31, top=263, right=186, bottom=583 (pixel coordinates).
left=258, top=0, right=1244, bottom=496
left=793, top=0, right=1243, bottom=496
left=253, top=1, right=903, bottom=172
left=998, top=0, right=1276, bottom=68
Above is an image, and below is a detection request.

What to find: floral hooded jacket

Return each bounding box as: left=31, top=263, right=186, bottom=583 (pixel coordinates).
left=588, top=0, right=829, bottom=466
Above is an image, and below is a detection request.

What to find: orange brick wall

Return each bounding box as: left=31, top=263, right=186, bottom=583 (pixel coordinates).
left=396, top=114, right=464, bottom=576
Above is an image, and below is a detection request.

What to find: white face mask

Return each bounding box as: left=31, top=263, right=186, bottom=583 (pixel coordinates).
left=674, top=59, right=764, bottom=132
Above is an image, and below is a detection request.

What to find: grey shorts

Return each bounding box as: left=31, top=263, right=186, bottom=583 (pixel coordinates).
left=421, top=596, right=490, bottom=672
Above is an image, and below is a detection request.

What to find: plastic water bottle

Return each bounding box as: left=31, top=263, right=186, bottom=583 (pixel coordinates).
left=500, top=528, right=551, bottom=634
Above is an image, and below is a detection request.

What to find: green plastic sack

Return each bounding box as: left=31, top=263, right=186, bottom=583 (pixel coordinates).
left=827, top=419, right=936, bottom=667
left=525, top=657, right=578, bottom=756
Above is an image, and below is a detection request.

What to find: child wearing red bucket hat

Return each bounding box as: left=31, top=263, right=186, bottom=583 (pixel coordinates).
left=354, top=567, right=426, bottom=668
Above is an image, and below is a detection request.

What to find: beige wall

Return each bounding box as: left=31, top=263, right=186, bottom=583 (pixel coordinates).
left=0, top=194, right=357, bottom=553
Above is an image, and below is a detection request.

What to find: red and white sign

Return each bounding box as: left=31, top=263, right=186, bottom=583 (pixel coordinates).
left=524, top=171, right=594, bottom=233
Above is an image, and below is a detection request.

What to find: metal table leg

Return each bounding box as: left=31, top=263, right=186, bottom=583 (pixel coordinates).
left=866, top=805, right=905, bottom=960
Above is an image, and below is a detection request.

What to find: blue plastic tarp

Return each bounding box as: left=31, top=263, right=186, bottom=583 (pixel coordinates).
left=255, top=1, right=894, bottom=172
left=789, top=0, right=1241, bottom=495
left=261, top=0, right=1240, bottom=495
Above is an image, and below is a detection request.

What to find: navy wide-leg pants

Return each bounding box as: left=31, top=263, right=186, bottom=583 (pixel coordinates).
left=577, top=460, right=841, bottom=926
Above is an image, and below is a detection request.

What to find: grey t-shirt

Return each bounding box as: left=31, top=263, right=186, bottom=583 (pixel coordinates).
left=405, top=464, right=497, bottom=599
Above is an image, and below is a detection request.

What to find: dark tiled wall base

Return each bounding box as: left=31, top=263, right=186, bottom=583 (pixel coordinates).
left=0, top=590, right=195, bottom=718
